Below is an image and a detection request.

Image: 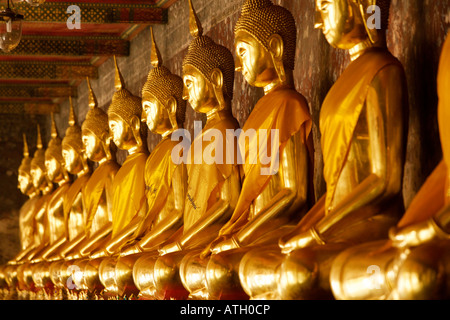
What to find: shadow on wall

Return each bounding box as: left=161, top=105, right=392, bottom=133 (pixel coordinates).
left=0, top=211, right=20, bottom=265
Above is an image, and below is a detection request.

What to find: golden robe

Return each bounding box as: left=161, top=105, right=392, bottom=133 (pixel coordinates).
left=64, top=174, right=91, bottom=241
left=84, top=160, right=120, bottom=235
left=19, top=196, right=40, bottom=251
left=33, top=192, right=53, bottom=248
left=291, top=48, right=404, bottom=234
left=133, top=137, right=182, bottom=238
left=47, top=182, right=71, bottom=244
left=183, top=113, right=240, bottom=236
left=320, top=48, right=403, bottom=214
left=217, top=85, right=313, bottom=238
left=111, top=152, right=148, bottom=237
left=438, top=34, right=450, bottom=183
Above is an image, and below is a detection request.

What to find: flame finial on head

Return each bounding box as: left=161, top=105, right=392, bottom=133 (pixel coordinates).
left=188, top=0, right=203, bottom=38
left=36, top=124, right=43, bottom=150
left=50, top=112, right=58, bottom=139
left=23, top=133, right=29, bottom=158
left=68, top=96, right=76, bottom=127
left=150, top=27, right=163, bottom=68
left=114, top=56, right=125, bottom=91
left=87, top=77, right=98, bottom=110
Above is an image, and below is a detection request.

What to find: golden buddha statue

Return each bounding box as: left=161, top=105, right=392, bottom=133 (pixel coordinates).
left=41, top=98, right=92, bottom=298
left=330, top=33, right=450, bottom=300
left=134, top=0, right=241, bottom=300
left=40, top=98, right=91, bottom=263
left=1, top=134, right=40, bottom=298
left=21, top=125, right=54, bottom=264
left=17, top=134, right=40, bottom=256
left=181, top=0, right=315, bottom=300
left=87, top=56, right=149, bottom=298
left=61, top=78, right=120, bottom=299
left=8, top=134, right=39, bottom=265
left=13, top=125, right=54, bottom=298
left=30, top=113, right=72, bottom=298
left=95, top=28, right=188, bottom=299
left=239, top=0, right=408, bottom=300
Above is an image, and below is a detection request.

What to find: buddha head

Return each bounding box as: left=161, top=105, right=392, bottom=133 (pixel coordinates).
left=30, top=124, right=48, bottom=190
left=45, top=113, right=68, bottom=183
left=314, top=0, right=391, bottom=49
left=18, top=133, right=34, bottom=196
left=82, top=77, right=114, bottom=163
left=234, top=0, right=297, bottom=89
left=108, top=56, right=147, bottom=152
left=142, top=27, right=186, bottom=135
left=62, top=97, right=88, bottom=175
left=182, top=0, right=235, bottom=115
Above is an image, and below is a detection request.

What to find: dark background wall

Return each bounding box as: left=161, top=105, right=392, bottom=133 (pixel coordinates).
left=1, top=0, right=449, bottom=264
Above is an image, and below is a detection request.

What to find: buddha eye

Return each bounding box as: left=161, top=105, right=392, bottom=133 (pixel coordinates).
left=319, top=0, right=331, bottom=11
left=238, top=47, right=247, bottom=57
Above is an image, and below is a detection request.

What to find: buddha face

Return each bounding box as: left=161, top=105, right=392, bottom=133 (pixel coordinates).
left=109, top=113, right=138, bottom=151
left=182, top=65, right=217, bottom=113
left=142, top=93, right=170, bottom=134
left=45, top=156, right=62, bottom=182
left=62, top=145, right=82, bottom=175
left=235, top=30, right=276, bottom=87
left=30, top=164, right=45, bottom=190
left=18, top=170, right=33, bottom=195
left=315, top=0, right=366, bottom=49
left=82, top=130, right=105, bottom=162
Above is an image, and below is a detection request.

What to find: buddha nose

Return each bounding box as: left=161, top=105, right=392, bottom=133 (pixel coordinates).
left=182, top=86, right=189, bottom=101
left=234, top=56, right=243, bottom=72
left=314, top=11, right=323, bottom=29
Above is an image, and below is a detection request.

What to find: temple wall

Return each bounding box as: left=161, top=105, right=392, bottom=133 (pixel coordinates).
left=4, top=0, right=444, bottom=264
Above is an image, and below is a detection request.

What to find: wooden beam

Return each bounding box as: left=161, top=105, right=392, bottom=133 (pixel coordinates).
left=8, top=2, right=167, bottom=24
left=0, top=102, right=60, bottom=114
left=0, top=36, right=129, bottom=57
left=0, top=61, right=98, bottom=80
left=0, top=85, right=77, bottom=98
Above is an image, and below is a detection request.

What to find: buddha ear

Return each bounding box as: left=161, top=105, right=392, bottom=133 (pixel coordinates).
left=166, top=96, right=179, bottom=131
left=268, top=34, right=284, bottom=61
left=130, top=115, right=144, bottom=148
left=210, top=68, right=223, bottom=90
left=141, top=107, right=147, bottom=123
left=355, top=0, right=380, bottom=44
left=130, top=115, right=141, bottom=133
left=268, top=34, right=286, bottom=83
left=103, top=134, right=114, bottom=160
left=210, top=68, right=226, bottom=110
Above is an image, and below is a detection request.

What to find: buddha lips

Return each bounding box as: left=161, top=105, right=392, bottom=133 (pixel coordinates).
left=170, top=120, right=280, bottom=176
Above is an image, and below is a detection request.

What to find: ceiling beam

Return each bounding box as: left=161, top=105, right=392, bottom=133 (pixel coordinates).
left=0, top=36, right=129, bottom=57
left=0, top=61, right=97, bottom=80
left=0, top=85, right=77, bottom=98
left=0, top=103, right=60, bottom=115
left=8, top=2, right=167, bottom=24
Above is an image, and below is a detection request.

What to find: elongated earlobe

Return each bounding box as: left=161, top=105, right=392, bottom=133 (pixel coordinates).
left=130, top=115, right=144, bottom=148
left=166, top=96, right=179, bottom=131
left=103, top=135, right=113, bottom=161
left=268, top=34, right=286, bottom=83
left=210, top=68, right=226, bottom=110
